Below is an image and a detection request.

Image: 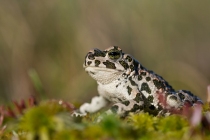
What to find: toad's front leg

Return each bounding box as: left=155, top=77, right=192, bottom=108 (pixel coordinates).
left=72, top=96, right=109, bottom=117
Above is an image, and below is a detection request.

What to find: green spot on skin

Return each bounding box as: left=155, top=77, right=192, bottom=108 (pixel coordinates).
left=169, top=95, right=177, bottom=101
left=141, top=83, right=151, bottom=94
left=127, top=86, right=132, bottom=95
left=87, top=61, right=92, bottom=65
left=143, top=102, right=159, bottom=116
left=146, top=77, right=151, bottom=81
left=141, top=72, right=146, bottom=76
left=103, top=60, right=116, bottom=69
left=122, top=101, right=130, bottom=106
left=126, top=56, right=132, bottom=62
left=111, top=105, right=119, bottom=113
left=130, top=65, right=134, bottom=71
left=178, top=93, right=185, bottom=100
left=147, top=96, right=154, bottom=103
left=134, top=93, right=143, bottom=103
left=95, top=60, right=100, bottom=67
left=153, top=79, right=165, bottom=89
left=94, top=49, right=106, bottom=57
left=131, top=104, right=140, bottom=112
left=119, top=60, right=129, bottom=69
left=138, top=75, right=142, bottom=81
left=129, top=77, right=137, bottom=86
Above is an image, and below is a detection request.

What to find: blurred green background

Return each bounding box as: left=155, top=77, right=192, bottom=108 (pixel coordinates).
left=0, top=0, right=209, bottom=104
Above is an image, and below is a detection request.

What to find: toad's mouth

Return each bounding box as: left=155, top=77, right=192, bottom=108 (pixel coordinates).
left=84, top=66, right=124, bottom=73
left=84, top=66, right=124, bottom=84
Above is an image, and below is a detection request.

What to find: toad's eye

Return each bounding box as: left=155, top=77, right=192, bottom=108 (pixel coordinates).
left=108, top=50, right=121, bottom=60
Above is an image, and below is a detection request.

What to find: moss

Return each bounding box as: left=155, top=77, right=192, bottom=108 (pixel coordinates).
left=1, top=101, right=210, bottom=140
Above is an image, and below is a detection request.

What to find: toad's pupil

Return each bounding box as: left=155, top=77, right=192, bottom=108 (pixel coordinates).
left=109, top=52, right=119, bottom=56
